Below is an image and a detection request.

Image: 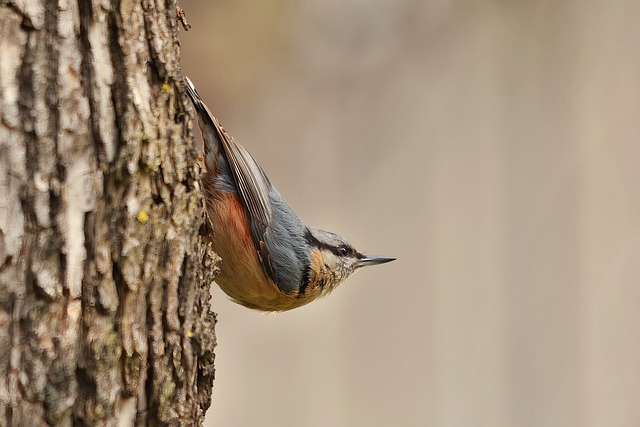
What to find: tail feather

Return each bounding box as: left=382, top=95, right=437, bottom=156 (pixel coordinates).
left=183, top=76, right=221, bottom=160
left=184, top=76, right=202, bottom=109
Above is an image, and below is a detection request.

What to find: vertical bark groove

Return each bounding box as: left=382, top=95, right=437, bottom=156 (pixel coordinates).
left=78, top=0, right=107, bottom=164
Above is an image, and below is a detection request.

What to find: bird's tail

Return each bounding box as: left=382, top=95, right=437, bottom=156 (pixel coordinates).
left=184, top=76, right=202, bottom=110
left=183, top=76, right=223, bottom=163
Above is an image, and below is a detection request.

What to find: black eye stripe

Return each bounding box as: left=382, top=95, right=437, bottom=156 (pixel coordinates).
left=304, top=230, right=355, bottom=257
left=338, top=245, right=352, bottom=256
left=331, top=244, right=355, bottom=257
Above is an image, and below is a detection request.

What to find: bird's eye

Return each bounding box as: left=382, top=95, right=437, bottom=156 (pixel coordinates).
left=338, top=246, right=350, bottom=256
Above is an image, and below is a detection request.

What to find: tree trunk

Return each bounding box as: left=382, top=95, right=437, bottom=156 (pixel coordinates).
left=0, top=1, right=217, bottom=425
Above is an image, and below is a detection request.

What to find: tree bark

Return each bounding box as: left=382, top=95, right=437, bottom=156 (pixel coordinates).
left=0, top=1, right=217, bottom=425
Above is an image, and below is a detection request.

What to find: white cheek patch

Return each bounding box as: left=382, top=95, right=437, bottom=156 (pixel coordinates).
left=322, top=252, right=339, bottom=269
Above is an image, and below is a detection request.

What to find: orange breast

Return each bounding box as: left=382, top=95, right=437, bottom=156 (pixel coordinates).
left=204, top=188, right=286, bottom=309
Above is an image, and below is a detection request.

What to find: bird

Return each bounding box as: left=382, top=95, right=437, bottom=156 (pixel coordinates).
left=184, top=76, right=395, bottom=312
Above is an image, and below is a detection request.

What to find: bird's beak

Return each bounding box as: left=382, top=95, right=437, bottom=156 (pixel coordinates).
left=357, top=255, right=396, bottom=268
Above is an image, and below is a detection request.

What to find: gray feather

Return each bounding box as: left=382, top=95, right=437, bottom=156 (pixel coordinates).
left=264, top=189, right=309, bottom=293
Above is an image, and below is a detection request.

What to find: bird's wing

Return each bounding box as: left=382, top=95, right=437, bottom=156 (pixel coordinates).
left=218, top=130, right=278, bottom=282
left=184, top=77, right=277, bottom=283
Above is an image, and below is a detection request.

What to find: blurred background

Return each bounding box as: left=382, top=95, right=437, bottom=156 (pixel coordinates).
left=180, top=1, right=640, bottom=426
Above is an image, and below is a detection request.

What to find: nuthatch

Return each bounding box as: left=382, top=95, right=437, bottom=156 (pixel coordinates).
left=184, top=77, right=395, bottom=312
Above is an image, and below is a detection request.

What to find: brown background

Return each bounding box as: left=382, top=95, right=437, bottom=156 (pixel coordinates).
left=180, top=1, right=640, bottom=426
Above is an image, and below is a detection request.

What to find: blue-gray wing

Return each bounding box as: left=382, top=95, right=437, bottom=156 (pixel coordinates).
left=218, top=130, right=278, bottom=282
left=184, top=77, right=277, bottom=283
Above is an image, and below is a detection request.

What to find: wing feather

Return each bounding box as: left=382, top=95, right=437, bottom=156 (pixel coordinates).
left=184, top=77, right=277, bottom=282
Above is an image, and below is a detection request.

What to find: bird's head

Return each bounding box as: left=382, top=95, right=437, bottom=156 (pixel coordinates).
left=302, top=227, right=395, bottom=297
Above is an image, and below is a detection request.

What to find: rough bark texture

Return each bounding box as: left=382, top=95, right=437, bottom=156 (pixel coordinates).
left=0, top=0, right=217, bottom=425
